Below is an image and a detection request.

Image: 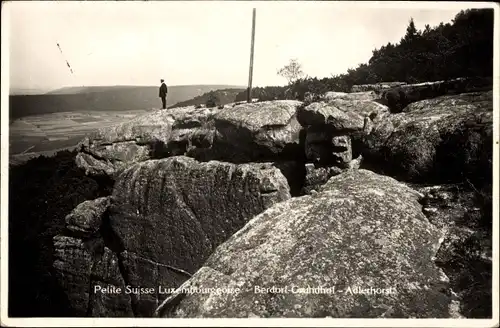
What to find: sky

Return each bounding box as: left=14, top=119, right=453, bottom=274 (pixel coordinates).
left=4, top=1, right=487, bottom=93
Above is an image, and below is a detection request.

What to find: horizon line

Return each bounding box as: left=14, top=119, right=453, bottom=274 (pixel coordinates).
left=9, top=83, right=255, bottom=96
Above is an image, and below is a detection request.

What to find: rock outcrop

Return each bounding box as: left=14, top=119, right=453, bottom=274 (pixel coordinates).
left=53, top=156, right=291, bottom=316
left=53, top=197, right=133, bottom=317
left=361, top=90, right=493, bottom=183
left=52, top=77, right=492, bottom=318
left=155, top=170, right=458, bottom=318
left=210, top=100, right=304, bottom=163
left=351, top=82, right=408, bottom=93
left=73, top=81, right=492, bottom=191
left=76, top=101, right=306, bottom=182
left=54, top=239, right=134, bottom=317
left=297, top=98, right=388, bottom=193
left=379, top=77, right=492, bottom=113
left=109, top=156, right=291, bottom=273
left=298, top=99, right=389, bottom=135
left=75, top=106, right=218, bottom=178
left=321, top=91, right=381, bottom=102
left=65, top=197, right=110, bottom=236
left=350, top=77, right=492, bottom=113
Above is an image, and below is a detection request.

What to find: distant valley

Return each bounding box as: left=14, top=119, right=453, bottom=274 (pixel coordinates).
left=9, top=109, right=150, bottom=160
left=8, top=84, right=245, bottom=161
left=9, top=84, right=245, bottom=119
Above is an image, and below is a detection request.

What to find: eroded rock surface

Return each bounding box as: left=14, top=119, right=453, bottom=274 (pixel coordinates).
left=321, top=91, right=381, bottom=102
left=54, top=156, right=291, bottom=317
left=349, top=78, right=491, bottom=113
left=109, top=156, right=291, bottom=271
left=56, top=80, right=492, bottom=318
left=76, top=101, right=307, bottom=178
left=211, top=100, right=305, bottom=163
left=297, top=98, right=387, bottom=192
left=156, top=169, right=458, bottom=318
left=65, top=197, right=110, bottom=237
left=351, top=82, right=408, bottom=93
left=297, top=99, right=389, bottom=134
left=380, top=77, right=492, bottom=113
left=76, top=106, right=218, bottom=177
left=302, top=163, right=343, bottom=195
left=53, top=236, right=133, bottom=317
left=304, top=129, right=352, bottom=165
left=361, top=91, right=493, bottom=183
left=302, top=155, right=362, bottom=195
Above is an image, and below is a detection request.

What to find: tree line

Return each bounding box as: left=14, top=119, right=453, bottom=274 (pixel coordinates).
left=235, top=8, right=494, bottom=102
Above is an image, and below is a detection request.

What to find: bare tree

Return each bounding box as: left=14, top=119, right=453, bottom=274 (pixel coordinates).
left=277, top=59, right=305, bottom=84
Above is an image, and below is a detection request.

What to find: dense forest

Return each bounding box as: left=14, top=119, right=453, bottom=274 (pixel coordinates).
left=235, top=8, right=494, bottom=102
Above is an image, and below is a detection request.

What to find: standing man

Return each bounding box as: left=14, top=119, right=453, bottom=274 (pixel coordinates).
left=159, top=79, right=168, bottom=109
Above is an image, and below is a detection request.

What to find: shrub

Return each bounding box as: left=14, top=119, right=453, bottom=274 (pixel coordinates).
left=205, top=91, right=220, bottom=108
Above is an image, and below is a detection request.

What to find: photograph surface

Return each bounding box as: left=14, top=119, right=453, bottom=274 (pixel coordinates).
left=1, top=1, right=498, bottom=326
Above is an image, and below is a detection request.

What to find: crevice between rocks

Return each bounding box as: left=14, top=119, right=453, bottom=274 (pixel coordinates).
left=80, top=148, right=120, bottom=163
left=96, top=199, right=197, bottom=317
left=154, top=292, right=188, bottom=318
left=416, top=185, right=492, bottom=318
left=97, top=138, right=145, bottom=146
left=127, top=253, right=194, bottom=279
left=97, top=207, right=137, bottom=316
left=85, top=238, right=106, bottom=317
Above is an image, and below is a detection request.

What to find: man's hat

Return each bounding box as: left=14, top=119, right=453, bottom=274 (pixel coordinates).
left=161, top=79, right=164, bottom=82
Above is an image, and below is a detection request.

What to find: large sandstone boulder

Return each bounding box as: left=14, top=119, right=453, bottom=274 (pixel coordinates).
left=211, top=100, right=305, bottom=163
left=155, top=169, right=459, bottom=318
left=65, top=197, right=110, bottom=237
left=321, top=91, right=381, bottom=102
left=402, top=90, right=493, bottom=113
left=380, top=77, right=492, bottom=113
left=53, top=197, right=134, bottom=316
left=75, top=106, right=219, bottom=177
left=53, top=236, right=134, bottom=317
left=351, top=82, right=407, bottom=93
left=75, top=101, right=307, bottom=178
left=361, top=91, right=493, bottom=183
left=296, top=99, right=388, bottom=192
left=297, top=99, right=389, bottom=166
left=297, top=99, right=389, bottom=134
left=54, top=156, right=292, bottom=317
left=109, top=156, right=291, bottom=272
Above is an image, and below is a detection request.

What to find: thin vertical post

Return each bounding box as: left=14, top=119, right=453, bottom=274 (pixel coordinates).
left=247, top=8, right=256, bottom=103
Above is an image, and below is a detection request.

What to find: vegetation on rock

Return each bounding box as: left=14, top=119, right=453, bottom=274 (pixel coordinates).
left=169, top=88, right=245, bottom=109
left=205, top=91, right=220, bottom=108
left=277, top=58, right=305, bottom=85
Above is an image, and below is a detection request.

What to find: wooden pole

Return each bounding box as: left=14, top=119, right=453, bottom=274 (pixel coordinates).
left=247, top=8, right=256, bottom=103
